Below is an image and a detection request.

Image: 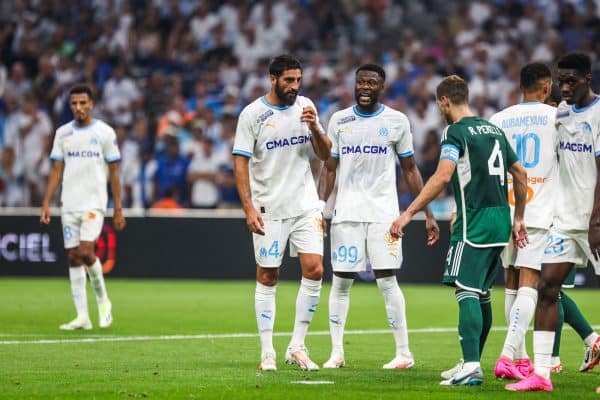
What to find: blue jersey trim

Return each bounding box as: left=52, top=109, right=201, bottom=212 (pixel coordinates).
left=352, top=105, right=385, bottom=118
left=572, top=96, right=600, bottom=113
left=72, top=119, right=98, bottom=131
left=232, top=149, right=253, bottom=158
left=397, top=150, right=414, bottom=158
left=105, top=156, right=121, bottom=163
left=518, top=101, right=542, bottom=105
left=332, top=152, right=340, bottom=159
left=260, top=96, right=289, bottom=111
left=596, top=150, right=600, bottom=157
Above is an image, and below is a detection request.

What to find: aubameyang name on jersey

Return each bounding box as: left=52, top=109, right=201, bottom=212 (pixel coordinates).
left=467, top=125, right=503, bottom=136
left=265, top=135, right=312, bottom=150
left=341, top=145, right=388, bottom=155
left=67, top=150, right=101, bottom=158
left=500, top=115, right=549, bottom=129
left=559, top=141, right=592, bottom=153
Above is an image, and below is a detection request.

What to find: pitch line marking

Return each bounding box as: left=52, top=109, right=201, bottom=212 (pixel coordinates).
left=291, top=381, right=334, bottom=385
left=1, top=325, right=598, bottom=346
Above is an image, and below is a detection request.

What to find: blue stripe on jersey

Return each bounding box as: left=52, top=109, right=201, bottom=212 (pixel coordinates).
left=518, top=101, right=542, bottom=105
left=105, top=156, right=121, bottom=163
left=50, top=155, right=64, bottom=161
left=352, top=105, right=385, bottom=118
left=572, top=96, right=600, bottom=113
left=397, top=150, right=414, bottom=158
left=596, top=150, right=600, bottom=157
left=232, top=149, right=253, bottom=158
left=332, top=152, right=340, bottom=159
left=260, top=96, right=289, bottom=111
left=440, top=144, right=459, bottom=164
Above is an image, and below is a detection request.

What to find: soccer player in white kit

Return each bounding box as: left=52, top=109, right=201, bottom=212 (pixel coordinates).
left=233, top=55, right=331, bottom=371
left=40, top=84, right=126, bottom=330
left=506, top=53, right=600, bottom=392
left=487, top=62, right=557, bottom=380
left=318, top=64, right=439, bottom=369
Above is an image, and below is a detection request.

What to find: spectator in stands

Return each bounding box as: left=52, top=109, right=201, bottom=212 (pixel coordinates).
left=154, top=134, right=189, bottom=207
left=0, top=146, right=26, bottom=206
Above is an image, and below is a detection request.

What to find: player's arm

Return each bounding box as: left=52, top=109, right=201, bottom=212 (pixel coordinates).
left=317, top=157, right=338, bottom=203
left=40, top=160, right=64, bottom=224
left=302, top=106, right=331, bottom=160
left=399, top=156, right=440, bottom=245
left=508, top=160, right=528, bottom=248
left=390, top=158, right=455, bottom=238
left=588, top=157, right=600, bottom=260
left=233, top=154, right=264, bottom=235
left=108, top=162, right=126, bottom=231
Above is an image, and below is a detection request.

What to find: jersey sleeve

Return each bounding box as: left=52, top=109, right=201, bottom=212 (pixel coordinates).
left=504, top=133, right=519, bottom=166
left=395, top=114, right=414, bottom=158
left=327, top=115, right=339, bottom=159
left=49, top=130, right=64, bottom=161
left=232, top=108, right=255, bottom=158
left=595, top=119, right=600, bottom=157
left=103, top=127, right=121, bottom=163
left=439, top=125, right=463, bottom=164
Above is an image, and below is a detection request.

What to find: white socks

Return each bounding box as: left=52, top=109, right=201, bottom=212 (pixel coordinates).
left=377, top=276, right=410, bottom=356
left=328, top=275, right=354, bottom=356
left=69, top=266, right=89, bottom=319
left=504, top=288, right=517, bottom=324
left=255, top=282, right=276, bottom=356
left=502, top=286, right=537, bottom=360
left=584, top=332, right=600, bottom=347
left=533, top=331, right=555, bottom=378
left=290, top=277, right=322, bottom=348
left=87, top=258, right=108, bottom=303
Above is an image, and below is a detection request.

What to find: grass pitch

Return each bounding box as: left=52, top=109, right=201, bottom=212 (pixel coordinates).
left=0, top=278, right=598, bottom=399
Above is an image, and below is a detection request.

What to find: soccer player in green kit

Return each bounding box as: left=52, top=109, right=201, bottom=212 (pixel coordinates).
left=390, top=75, right=529, bottom=386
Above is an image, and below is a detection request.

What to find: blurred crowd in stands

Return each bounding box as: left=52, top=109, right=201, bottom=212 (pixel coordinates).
left=0, top=0, right=598, bottom=216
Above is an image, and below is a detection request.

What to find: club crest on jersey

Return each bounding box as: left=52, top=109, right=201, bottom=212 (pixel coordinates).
left=90, top=137, right=98, bottom=145
left=337, top=115, right=356, bottom=125
left=581, top=122, right=592, bottom=134
left=378, top=127, right=390, bottom=137
left=256, top=110, right=274, bottom=124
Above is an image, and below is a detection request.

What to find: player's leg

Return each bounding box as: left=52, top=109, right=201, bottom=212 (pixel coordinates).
left=551, top=292, right=564, bottom=373
left=79, top=210, right=112, bottom=328
left=559, top=290, right=600, bottom=371
left=440, top=242, right=500, bottom=386
left=253, top=218, right=287, bottom=371
left=505, top=262, right=571, bottom=392
left=324, top=222, right=363, bottom=368
left=60, top=212, right=92, bottom=330
left=286, top=211, right=324, bottom=371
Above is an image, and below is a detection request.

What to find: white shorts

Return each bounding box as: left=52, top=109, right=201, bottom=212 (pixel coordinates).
left=253, top=210, right=323, bottom=268
left=501, top=227, right=548, bottom=271
left=61, top=209, right=105, bottom=249
left=330, top=221, right=402, bottom=272
left=542, top=227, right=600, bottom=275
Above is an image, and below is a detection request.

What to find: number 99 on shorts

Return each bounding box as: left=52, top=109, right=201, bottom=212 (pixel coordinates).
left=332, top=245, right=358, bottom=264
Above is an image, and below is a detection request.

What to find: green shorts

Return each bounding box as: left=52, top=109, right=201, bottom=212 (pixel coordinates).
left=443, top=241, right=503, bottom=294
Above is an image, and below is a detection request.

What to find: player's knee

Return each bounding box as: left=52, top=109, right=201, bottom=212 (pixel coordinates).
left=302, top=263, right=323, bottom=280
left=257, top=267, right=279, bottom=286
left=67, top=251, right=80, bottom=267
left=79, top=250, right=96, bottom=267
left=537, top=278, right=559, bottom=303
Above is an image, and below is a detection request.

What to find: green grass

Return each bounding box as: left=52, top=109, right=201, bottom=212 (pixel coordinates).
left=0, top=278, right=598, bottom=399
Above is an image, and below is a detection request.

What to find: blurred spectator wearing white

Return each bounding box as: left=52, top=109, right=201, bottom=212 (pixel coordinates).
left=102, top=63, right=141, bottom=126
left=0, top=146, right=26, bottom=206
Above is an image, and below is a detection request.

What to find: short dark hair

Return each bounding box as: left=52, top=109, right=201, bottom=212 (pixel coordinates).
left=355, top=63, right=386, bottom=82
left=268, top=54, right=302, bottom=78
left=557, top=52, right=591, bottom=75
left=69, top=84, right=94, bottom=99
left=436, top=75, right=469, bottom=104
left=520, top=62, right=552, bottom=91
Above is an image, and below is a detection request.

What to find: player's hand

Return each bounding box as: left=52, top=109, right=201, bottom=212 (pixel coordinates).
left=389, top=213, right=411, bottom=239
left=512, top=218, right=528, bottom=249
left=40, top=205, right=51, bottom=225
left=588, top=219, right=600, bottom=261
left=300, top=106, right=319, bottom=132
left=425, top=216, right=440, bottom=246
left=321, top=217, right=328, bottom=238
left=449, top=212, right=457, bottom=234
left=246, top=207, right=265, bottom=235
left=113, top=209, right=126, bottom=231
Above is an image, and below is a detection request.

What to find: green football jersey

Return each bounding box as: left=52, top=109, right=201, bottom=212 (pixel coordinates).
left=440, top=116, right=519, bottom=247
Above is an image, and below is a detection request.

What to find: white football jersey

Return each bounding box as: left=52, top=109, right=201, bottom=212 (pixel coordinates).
left=490, top=102, right=558, bottom=229
left=329, top=105, right=414, bottom=223
left=50, top=119, right=121, bottom=212
left=232, top=95, right=323, bottom=219
left=553, top=96, right=600, bottom=230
